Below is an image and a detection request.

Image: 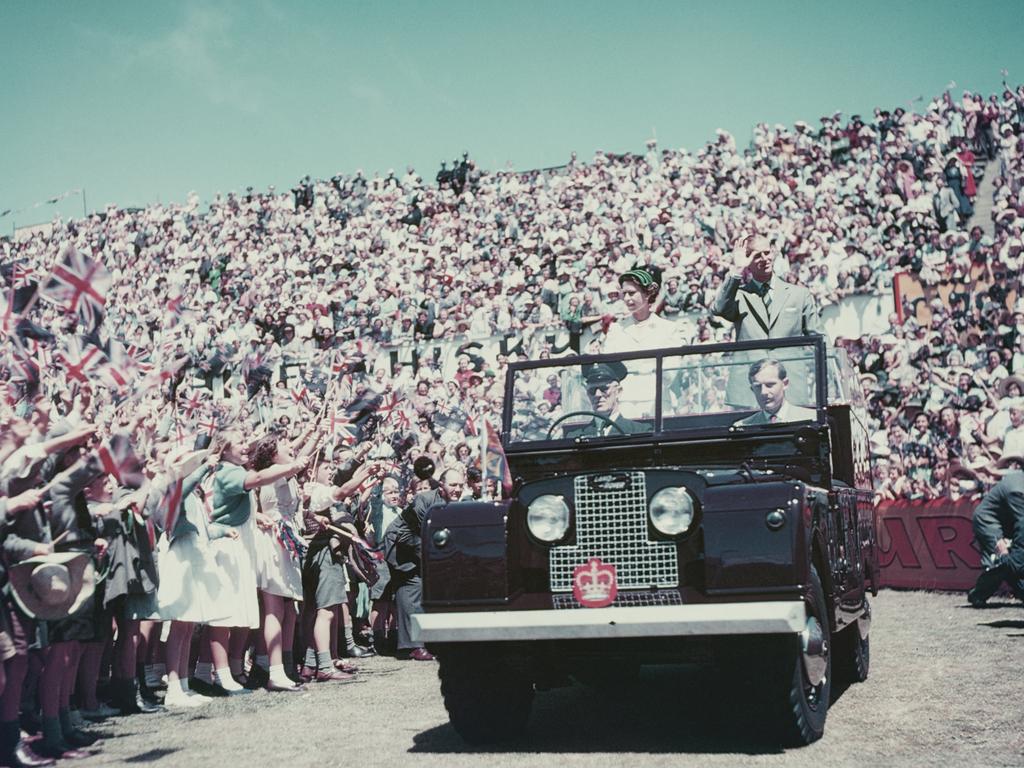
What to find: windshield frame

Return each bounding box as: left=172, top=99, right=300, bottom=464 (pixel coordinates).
left=502, top=335, right=830, bottom=451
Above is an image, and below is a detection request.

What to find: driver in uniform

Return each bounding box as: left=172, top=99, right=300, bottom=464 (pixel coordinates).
left=561, top=362, right=647, bottom=438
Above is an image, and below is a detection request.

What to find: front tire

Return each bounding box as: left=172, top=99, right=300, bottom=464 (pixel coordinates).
left=771, top=565, right=832, bottom=746
left=438, top=646, right=534, bottom=744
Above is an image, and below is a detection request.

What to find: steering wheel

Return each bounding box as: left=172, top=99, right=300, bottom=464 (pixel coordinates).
left=546, top=411, right=626, bottom=440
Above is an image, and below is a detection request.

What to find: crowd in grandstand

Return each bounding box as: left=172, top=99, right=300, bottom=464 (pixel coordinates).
left=0, top=81, right=1022, bottom=760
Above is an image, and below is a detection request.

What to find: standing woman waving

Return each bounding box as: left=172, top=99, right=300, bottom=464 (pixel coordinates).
left=207, top=430, right=312, bottom=693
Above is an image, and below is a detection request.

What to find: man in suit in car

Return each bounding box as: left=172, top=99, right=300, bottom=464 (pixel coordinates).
left=735, top=358, right=817, bottom=426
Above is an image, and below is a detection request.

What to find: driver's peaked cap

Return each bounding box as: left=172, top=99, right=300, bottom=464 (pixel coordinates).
left=582, top=361, right=628, bottom=386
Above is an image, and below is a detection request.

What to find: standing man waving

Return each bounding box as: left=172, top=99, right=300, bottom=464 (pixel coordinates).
left=712, top=234, right=823, bottom=407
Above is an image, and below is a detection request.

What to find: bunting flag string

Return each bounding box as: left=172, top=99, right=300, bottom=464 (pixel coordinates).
left=0, top=188, right=82, bottom=219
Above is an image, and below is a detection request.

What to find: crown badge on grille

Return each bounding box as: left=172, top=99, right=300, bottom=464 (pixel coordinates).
left=572, top=557, right=618, bottom=608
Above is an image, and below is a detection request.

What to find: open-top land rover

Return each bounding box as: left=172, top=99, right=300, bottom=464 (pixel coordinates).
left=413, top=335, right=876, bottom=746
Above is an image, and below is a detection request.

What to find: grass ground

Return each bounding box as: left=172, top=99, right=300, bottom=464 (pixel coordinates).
left=72, top=590, right=1023, bottom=768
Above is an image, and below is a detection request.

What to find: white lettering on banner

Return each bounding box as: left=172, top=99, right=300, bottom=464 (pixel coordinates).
left=180, top=293, right=887, bottom=399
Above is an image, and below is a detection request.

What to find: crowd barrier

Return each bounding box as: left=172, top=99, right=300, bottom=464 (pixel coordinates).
left=877, top=498, right=980, bottom=591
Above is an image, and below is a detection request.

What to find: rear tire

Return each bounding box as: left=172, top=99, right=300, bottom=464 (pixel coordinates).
left=438, top=646, right=534, bottom=744
left=834, top=604, right=870, bottom=686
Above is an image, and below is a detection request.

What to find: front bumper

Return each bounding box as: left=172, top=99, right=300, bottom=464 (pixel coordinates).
left=412, top=601, right=806, bottom=643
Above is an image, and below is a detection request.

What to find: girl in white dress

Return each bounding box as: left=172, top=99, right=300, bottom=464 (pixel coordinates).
left=249, top=432, right=314, bottom=690
left=206, top=430, right=312, bottom=693
left=152, top=451, right=234, bottom=707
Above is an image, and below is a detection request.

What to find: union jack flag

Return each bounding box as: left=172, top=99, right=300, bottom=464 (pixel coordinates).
left=291, top=385, right=311, bottom=410
left=157, top=476, right=185, bottom=535
left=95, top=433, right=145, bottom=489
left=163, top=292, right=191, bottom=328
left=179, top=389, right=210, bottom=419
left=482, top=416, right=512, bottom=497
left=332, top=350, right=360, bottom=378
left=376, top=392, right=402, bottom=421
left=100, top=341, right=136, bottom=391
left=39, top=246, right=112, bottom=329
left=56, top=337, right=105, bottom=384
left=125, top=344, right=154, bottom=375
left=197, top=415, right=219, bottom=436
left=138, top=354, right=188, bottom=393
left=330, top=409, right=358, bottom=446
left=11, top=263, right=37, bottom=288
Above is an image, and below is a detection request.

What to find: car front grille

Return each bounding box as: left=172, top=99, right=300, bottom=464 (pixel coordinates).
left=552, top=590, right=683, bottom=610
left=549, top=471, right=679, bottom=592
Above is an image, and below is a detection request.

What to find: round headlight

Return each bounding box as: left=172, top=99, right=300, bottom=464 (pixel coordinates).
left=649, top=487, right=695, bottom=536
left=527, top=495, right=570, bottom=542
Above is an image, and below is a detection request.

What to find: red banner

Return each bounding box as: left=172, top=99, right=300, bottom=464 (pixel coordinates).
left=877, top=499, right=981, bottom=591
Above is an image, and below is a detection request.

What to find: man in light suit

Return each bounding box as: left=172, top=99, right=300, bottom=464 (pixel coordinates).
left=561, top=361, right=649, bottom=438
left=713, top=234, right=824, bottom=406
left=735, top=358, right=818, bottom=426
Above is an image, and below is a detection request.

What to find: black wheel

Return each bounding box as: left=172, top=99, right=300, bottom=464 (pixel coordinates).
left=438, top=646, right=534, bottom=744
left=570, top=657, right=641, bottom=689
left=770, top=565, right=832, bottom=746
left=834, top=603, right=870, bottom=686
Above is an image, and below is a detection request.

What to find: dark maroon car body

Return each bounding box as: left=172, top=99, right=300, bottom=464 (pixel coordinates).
left=415, top=336, right=876, bottom=746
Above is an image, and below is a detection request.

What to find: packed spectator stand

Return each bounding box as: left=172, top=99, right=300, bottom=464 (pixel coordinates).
left=0, top=81, right=1022, bottom=760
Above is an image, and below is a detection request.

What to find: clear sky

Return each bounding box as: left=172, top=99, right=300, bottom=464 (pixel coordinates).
left=3, top=0, right=1022, bottom=228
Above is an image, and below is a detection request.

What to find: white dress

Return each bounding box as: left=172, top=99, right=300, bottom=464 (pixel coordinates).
left=604, top=314, right=684, bottom=419
left=206, top=511, right=261, bottom=628
left=252, top=479, right=305, bottom=600
left=206, top=464, right=261, bottom=629
left=156, top=486, right=234, bottom=624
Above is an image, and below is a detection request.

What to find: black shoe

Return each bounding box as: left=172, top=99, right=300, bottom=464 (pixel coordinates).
left=17, top=714, right=40, bottom=737
left=969, top=559, right=1009, bottom=607
left=243, top=666, right=269, bottom=690
left=188, top=678, right=229, bottom=698
left=135, top=696, right=164, bottom=715
left=62, top=729, right=100, bottom=749
left=138, top=684, right=164, bottom=706
left=346, top=645, right=376, bottom=658
left=31, top=739, right=91, bottom=761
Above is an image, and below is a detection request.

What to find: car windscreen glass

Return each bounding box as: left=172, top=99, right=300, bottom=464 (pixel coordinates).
left=662, top=344, right=819, bottom=427
left=508, top=359, right=657, bottom=443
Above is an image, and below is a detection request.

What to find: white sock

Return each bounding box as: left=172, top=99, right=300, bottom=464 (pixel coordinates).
left=194, top=662, right=214, bottom=684
left=255, top=655, right=270, bottom=671
left=215, top=667, right=242, bottom=690
left=268, top=664, right=286, bottom=681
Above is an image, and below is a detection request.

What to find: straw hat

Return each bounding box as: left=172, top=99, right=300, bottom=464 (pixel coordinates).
left=996, top=374, right=1024, bottom=399
left=994, top=455, right=1024, bottom=473
left=8, top=552, right=95, bottom=621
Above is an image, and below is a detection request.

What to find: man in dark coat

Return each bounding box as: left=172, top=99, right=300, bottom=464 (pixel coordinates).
left=968, top=466, right=1024, bottom=606
left=383, top=466, right=465, bottom=661
left=561, top=361, right=646, bottom=439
